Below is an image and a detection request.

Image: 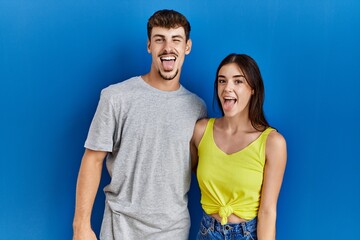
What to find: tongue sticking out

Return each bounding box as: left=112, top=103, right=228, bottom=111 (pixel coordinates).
left=223, top=99, right=236, bottom=111
left=162, top=60, right=175, bottom=71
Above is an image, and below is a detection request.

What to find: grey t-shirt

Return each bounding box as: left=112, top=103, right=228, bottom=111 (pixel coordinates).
left=85, top=76, right=207, bottom=239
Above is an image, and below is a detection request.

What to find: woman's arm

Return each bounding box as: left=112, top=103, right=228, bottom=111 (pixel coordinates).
left=190, top=118, right=209, bottom=172
left=257, top=131, right=287, bottom=240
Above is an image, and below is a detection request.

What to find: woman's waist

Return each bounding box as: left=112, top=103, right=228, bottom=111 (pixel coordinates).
left=210, top=213, right=247, bottom=223
left=202, top=203, right=258, bottom=224
left=200, top=211, right=257, bottom=234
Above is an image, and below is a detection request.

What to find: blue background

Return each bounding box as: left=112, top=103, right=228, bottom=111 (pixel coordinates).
left=1, top=0, right=359, bottom=239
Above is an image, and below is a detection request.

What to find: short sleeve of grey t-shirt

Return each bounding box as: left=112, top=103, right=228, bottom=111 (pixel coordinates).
left=84, top=90, right=117, bottom=152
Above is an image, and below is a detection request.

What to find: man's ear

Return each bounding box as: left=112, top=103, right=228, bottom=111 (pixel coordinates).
left=147, top=40, right=151, bottom=53
left=185, top=39, right=192, bottom=55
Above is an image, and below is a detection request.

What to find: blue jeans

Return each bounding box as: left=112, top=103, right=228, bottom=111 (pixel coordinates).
left=196, top=212, right=257, bottom=240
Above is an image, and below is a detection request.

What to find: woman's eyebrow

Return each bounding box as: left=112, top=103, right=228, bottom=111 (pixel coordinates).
left=217, top=74, right=245, bottom=78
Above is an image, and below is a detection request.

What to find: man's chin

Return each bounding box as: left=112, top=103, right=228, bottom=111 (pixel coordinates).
left=159, top=70, right=179, bottom=81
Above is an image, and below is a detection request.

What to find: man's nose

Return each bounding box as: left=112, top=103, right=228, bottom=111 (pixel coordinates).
left=163, top=40, right=173, bottom=52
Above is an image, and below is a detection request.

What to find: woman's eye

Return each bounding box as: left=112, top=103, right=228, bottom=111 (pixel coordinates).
left=218, top=79, right=226, bottom=84
left=234, top=80, right=243, bottom=84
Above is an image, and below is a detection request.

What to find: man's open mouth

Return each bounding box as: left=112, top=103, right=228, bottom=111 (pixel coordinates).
left=160, top=56, right=176, bottom=71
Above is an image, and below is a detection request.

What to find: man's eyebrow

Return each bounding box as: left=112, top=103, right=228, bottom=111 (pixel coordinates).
left=152, top=34, right=165, bottom=38
left=152, top=34, right=185, bottom=39
left=172, top=35, right=184, bottom=39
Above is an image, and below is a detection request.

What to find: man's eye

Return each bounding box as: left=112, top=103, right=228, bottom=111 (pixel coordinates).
left=155, top=38, right=163, bottom=43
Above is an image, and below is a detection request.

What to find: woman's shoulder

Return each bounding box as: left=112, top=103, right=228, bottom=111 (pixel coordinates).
left=193, top=118, right=211, bottom=146
left=194, top=118, right=210, bottom=134
left=196, top=117, right=211, bottom=127
left=266, top=129, right=287, bottom=158
left=267, top=129, right=286, bottom=143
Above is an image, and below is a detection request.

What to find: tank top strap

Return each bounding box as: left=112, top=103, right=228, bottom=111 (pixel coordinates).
left=257, top=127, right=276, bottom=160
left=257, top=127, right=276, bottom=147
left=202, top=118, right=215, bottom=141
left=198, top=118, right=215, bottom=150
left=261, top=127, right=276, bottom=139
left=207, top=118, right=215, bottom=130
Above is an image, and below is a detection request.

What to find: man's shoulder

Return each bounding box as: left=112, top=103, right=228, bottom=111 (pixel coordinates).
left=180, top=86, right=204, bottom=103
left=101, top=76, right=141, bottom=98
left=179, top=87, right=207, bottom=117
left=103, top=76, right=140, bottom=91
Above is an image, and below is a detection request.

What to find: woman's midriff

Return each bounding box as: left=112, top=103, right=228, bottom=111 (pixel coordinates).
left=210, top=213, right=247, bottom=223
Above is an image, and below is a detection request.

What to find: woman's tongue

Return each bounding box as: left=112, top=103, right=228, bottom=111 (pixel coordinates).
left=223, top=99, right=236, bottom=111
left=162, top=60, right=175, bottom=71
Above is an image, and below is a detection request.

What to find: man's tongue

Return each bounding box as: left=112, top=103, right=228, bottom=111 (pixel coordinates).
left=223, top=99, right=236, bottom=111
left=162, top=60, right=175, bottom=71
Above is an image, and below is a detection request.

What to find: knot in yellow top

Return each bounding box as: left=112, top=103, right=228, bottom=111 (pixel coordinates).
left=219, top=205, right=233, bottom=225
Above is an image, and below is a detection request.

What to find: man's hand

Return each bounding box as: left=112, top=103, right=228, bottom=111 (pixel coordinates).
left=73, top=226, right=97, bottom=240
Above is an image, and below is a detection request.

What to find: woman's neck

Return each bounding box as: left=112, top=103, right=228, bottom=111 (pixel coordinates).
left=217, top=115, right=255, bottom=134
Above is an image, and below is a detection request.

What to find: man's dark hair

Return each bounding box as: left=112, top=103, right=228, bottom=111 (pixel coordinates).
left=147, top=9, right=191, bottom=41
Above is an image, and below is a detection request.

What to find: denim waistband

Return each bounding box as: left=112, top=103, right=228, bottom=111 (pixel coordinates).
left=201, top=211, right=257, bottom=235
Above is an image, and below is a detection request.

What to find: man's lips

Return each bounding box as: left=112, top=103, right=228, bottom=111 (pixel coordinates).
left=160, top=56, right=176, bottom=61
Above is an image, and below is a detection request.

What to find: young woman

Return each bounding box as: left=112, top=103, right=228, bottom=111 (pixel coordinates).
left=191, top=54, right=287, bottom=240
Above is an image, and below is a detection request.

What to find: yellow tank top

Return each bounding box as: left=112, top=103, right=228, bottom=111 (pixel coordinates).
left=197, top=118, right=274, bottom=224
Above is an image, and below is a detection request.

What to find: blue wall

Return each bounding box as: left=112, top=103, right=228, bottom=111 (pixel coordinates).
left=1, top=1, right=359, bottom=239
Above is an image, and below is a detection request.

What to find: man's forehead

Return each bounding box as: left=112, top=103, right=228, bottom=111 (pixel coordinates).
left=150, top=26, right=186, bottom=38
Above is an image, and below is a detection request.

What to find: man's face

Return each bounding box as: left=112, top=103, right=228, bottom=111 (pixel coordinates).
left=147, top=26, right=192, bottom=81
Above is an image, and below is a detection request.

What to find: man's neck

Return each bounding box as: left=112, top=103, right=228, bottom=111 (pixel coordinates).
left=141, top=72, right=180, bottom=91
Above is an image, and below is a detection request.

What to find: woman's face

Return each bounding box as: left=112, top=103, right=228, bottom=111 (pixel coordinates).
left=217, top=63, right=254, bottom=117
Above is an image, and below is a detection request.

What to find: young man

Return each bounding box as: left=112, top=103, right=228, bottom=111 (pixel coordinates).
left=72, top=10, right=207, bottom=240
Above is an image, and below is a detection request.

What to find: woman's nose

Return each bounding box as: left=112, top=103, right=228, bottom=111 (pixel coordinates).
left=224, top=82, right=233, bottom=92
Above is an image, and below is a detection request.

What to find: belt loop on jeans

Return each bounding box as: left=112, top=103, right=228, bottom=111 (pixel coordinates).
left=241, top=222, right=250, bottom=236
left=210, top=216, right=215, bottom=231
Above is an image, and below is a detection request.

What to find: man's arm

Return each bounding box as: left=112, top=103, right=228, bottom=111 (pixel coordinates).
left=73, top=149, right=107, bottom=240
